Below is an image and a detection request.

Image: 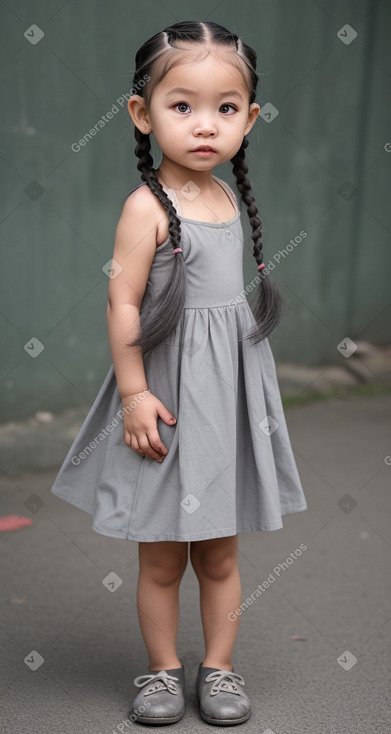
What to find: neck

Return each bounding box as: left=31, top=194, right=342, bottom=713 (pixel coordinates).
left=155, top=161, right=215, bottom=192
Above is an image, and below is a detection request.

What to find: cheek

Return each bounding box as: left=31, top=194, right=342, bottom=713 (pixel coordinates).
left=152, top=129, right=180, bottom=154
left=157, top=130, right=176, bottom=146
left=152, top=124, right=170, bottom=143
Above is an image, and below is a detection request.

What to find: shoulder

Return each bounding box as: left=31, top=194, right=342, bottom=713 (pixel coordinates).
left=121, top=183, right=163, bottom=223
left=113, top=184, right=162, bottom=264
left=120, top=182, right=170, bottom=247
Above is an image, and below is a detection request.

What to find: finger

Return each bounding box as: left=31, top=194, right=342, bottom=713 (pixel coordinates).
left=147, top=429, right=168, bottom=457
left=130, top=436, right=145, bottom=457
left=138, top=434, right=165, bottom=462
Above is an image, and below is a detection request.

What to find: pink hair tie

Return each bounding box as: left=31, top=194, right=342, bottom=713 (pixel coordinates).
left=258, top=263, right=265, bottom=270
left=173, top=248, right=183, bottom=254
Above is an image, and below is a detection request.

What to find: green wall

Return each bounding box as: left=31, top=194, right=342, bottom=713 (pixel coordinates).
left=1, top=0, right=390, bottom=421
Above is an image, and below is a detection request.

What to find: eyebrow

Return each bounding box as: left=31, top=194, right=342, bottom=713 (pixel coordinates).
left=165, top=87, right=244, bottom=100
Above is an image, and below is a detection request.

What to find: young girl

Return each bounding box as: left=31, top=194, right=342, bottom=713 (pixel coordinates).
left=51, top=20, right=308, bottom=726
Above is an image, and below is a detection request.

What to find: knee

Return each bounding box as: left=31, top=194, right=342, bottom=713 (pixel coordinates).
left=151, top=562, right=186, bottom=587
left=190, top=539, right=238, bottom=582
left=139, top=542, right=188, bottom=587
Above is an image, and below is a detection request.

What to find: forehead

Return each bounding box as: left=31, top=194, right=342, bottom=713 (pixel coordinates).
left=153, top=46, right=250, bottom=97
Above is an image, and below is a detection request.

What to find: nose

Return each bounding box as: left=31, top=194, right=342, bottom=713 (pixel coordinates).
left=193, top=114, right=217, bottom=137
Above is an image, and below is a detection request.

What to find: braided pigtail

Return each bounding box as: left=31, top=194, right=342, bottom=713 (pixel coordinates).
left=125, top=128, right=187, bottom=357
left=231, top=137, right=285, bottom=342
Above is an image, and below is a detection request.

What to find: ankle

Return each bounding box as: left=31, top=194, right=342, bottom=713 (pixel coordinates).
left=149, top=660, right=182, bottom=672
left=202, top=659, right=233, bottom=671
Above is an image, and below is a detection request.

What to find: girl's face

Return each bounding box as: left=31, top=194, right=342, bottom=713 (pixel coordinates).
left=128, top=51, right=260, bottom=176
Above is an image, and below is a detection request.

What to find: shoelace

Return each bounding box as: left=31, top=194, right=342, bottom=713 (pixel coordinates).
left=134, top=670, right=180, bottom=696
left=204, top=670, right=246, bottom=697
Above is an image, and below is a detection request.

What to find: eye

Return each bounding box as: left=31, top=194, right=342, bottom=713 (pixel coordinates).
left=174, top=102, right=191, bottom=113
left=220, top=104, right=237, bottom=114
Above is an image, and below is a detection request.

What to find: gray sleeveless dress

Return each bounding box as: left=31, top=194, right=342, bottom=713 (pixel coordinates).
left=50, top=175, right=308, bottom=542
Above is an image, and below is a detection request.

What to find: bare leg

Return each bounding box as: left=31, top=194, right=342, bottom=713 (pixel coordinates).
left=190, top=536, right=241, bottom=671
left=137, top=541, right=188, bottom=671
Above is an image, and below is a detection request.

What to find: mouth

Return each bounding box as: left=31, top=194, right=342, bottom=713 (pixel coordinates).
left=191, top=146, right=217, bottom=153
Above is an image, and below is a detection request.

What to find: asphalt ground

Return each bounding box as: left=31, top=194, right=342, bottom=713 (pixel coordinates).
left=1, top=392, right=390, bottom=733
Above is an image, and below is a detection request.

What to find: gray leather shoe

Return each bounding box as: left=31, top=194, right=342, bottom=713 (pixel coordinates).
left=196, top=663, right=251, bottom=726
left=130, top=664, right=185, bottom=725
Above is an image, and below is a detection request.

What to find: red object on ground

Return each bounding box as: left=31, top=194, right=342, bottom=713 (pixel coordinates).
left=0, top=515, right=34, bottom=531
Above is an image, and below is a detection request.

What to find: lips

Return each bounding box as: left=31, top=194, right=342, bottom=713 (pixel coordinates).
left=192, top=146, right=217, bottom=152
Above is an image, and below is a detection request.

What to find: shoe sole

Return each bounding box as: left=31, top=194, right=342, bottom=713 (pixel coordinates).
left=199, top=709, right=251, bottom=726
left=131, top=707, right=185, bottom=725
left=197, top=691, right=251, bottom=726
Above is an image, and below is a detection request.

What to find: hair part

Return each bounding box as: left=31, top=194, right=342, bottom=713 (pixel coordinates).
left=124, top=20, right=285, bottom=358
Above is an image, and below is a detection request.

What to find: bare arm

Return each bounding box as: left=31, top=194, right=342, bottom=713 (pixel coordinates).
left=106, top=302, right=148, bottom=399
left=106, top=187, right=176, bottom=462
left=106, top=188, right=158, bottom=399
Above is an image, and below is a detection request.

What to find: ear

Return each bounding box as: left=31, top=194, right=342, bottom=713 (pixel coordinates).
left=243, top=103, right=260, bottom=136
left=127, top=95, right=152, bottom=135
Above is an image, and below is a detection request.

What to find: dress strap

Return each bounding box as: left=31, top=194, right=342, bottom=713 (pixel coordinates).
left=160, top=185, right=183, bottom=215
left=212, top=176, right=240, bottom=216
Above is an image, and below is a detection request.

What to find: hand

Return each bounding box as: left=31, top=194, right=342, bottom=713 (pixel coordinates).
left=121, top=392, right=176, bottom=462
